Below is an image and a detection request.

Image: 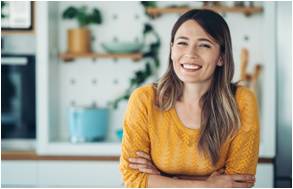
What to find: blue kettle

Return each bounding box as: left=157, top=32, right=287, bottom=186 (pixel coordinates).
left=69, top=107, right=109, bottom=143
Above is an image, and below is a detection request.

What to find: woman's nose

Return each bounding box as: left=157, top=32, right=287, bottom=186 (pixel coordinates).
left=185, top=46, right=199, bottom=58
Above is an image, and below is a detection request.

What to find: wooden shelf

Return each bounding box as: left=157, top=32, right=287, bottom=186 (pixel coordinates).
left=59, top=52, right=143, bottom=62
left=1, top=30, right=35, bottom=35
left=2, top=151, right=119, bottom=161
left=146, top=6, right=263, bottom=17
left=2, top=151, right=273, bottom=163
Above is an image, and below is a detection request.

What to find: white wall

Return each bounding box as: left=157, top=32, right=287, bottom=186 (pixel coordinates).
left=51, top=1, right=268, bottom=142
left=3, top=2, right=275, bottom=151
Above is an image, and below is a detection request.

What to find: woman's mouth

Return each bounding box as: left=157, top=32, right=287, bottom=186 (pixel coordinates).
left=180, top=63, right=202, bottom=72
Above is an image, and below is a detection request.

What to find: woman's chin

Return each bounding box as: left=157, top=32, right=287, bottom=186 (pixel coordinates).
left=178, top=76, right=212, bottom=85
left=179, top=77, right=201, bottom=84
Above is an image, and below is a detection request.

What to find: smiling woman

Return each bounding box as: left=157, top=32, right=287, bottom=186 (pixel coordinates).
left=119, top=9, right=259, bottom=188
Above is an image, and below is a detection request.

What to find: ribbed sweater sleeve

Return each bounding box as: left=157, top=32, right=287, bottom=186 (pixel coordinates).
left=225, top=87, right=260, bottom=175
left=119, top=87, right=151, bottom=188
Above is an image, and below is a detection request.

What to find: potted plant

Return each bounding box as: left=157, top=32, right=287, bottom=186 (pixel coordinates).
left=62, top=6, right=102, bottom=54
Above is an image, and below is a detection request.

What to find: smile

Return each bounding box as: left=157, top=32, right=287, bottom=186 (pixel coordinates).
left=180, top=63, right=202, bottom=71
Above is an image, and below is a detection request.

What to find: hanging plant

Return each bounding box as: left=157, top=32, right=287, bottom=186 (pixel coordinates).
left=1, top=1, right=7, bottom=18
left=111, top=23, right=161, bottom=109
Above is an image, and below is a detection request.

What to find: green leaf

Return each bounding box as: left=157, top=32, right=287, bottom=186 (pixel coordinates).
left=77, top=10, right=88, bottom=27
left=63, top=6, right=102, bottom=27
left=145, top=63, right=152, bottom=76
left=91, top=9, right=102, bottom=24
left=143, top=23, right=153, bottom=34
left=141, top=1, right=157, bottom=8
left=62, top=7, right=78, bottom=19
left=154, top=57, right=160, bottom=68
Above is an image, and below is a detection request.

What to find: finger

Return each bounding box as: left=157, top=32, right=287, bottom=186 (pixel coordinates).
left=217, top=168, right=225, bottom=174
left=136, top=151, right=151, bottom=160
left=143, top=168, right=160, bottom=174
left=129, top=163, right=147, bottom=169
left=232, top=181, right=254, bottom=188
left=232, top=174, right=255, bottom=182
left=210, top=171, right=220, bottom=177
left=129, top=158, right=154, bottom=170
left=128, top=157, right=148, bottom=164
left=138, top=167, right=160, bottom=175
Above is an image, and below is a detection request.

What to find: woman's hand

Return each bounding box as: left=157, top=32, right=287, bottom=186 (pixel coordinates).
left=128, top=151, right=161, bottom=175
left=173, top=168, right=225, bottom=181
left=206, top=170, right=256, bottom=188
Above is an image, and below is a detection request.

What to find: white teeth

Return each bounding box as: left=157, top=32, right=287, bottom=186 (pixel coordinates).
left=182, top=64, right=202, bottom=70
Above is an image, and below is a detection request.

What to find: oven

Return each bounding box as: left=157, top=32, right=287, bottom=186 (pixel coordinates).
left=1, top=54, right=36, bottom=150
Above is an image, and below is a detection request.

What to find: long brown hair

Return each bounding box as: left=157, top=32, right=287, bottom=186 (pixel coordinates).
left=154, top=9, right=240, bottom=166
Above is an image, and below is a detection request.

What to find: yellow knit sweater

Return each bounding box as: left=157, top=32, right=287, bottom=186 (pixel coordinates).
left=119, top=84, right=260, bottom=188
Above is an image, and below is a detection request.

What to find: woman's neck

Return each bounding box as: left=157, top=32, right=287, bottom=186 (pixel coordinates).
left=181, top=80, right=211, bottom=106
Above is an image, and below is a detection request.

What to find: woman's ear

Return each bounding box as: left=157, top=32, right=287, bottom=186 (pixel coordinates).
left=217, top=57, right=223, bottom=66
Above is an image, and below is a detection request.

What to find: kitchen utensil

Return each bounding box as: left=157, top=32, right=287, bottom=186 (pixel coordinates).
left=240, top=48, right=249, bottom=81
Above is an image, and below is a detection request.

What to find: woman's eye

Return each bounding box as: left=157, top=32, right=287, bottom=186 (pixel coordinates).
left=177, top=42, right=188, bottom=46
left=199, top=44, right=211, bottom=48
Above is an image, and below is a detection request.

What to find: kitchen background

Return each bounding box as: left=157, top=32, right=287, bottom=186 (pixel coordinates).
left=1, top=1, right=292, bottom=188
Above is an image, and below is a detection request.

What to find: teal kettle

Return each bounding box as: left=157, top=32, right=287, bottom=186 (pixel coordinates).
left=69, top=106, right=109, bottom=143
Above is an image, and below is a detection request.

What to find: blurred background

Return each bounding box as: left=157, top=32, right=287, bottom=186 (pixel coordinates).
left=1, top=1, right=291, bottom=187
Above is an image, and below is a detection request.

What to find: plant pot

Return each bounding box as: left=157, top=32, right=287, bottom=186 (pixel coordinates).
left=67, top=28, right=91, bottom=54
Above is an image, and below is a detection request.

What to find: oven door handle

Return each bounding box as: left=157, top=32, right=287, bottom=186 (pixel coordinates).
left=1, top=57, right=28, bottom=65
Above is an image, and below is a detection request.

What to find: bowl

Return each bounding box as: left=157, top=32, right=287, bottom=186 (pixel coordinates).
left=102, top=42, right=144, bottom=53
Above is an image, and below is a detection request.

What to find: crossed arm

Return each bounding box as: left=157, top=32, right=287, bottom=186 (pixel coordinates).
left=128, top=151, right=255, bottom=188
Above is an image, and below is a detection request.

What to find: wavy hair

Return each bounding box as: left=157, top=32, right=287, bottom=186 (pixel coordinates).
left=153, top=9, right=241, bottom=166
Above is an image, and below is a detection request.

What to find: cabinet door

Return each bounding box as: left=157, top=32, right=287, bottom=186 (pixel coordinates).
left=1, top=160, right=38, bottom=187
left=38, top=160, right=123, bottom=187
left=255, top=163, right=274, bottom=187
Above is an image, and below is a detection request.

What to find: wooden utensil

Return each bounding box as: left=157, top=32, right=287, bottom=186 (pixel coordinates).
left=240, top=48, right=249, bottom=81
left=252, top=64, right=262, bottom=83
left=251, top=64, right=263, bottom=91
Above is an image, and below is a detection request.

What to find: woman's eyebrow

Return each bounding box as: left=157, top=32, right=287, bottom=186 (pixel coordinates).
left=175, top=36, right=189, bottom=41
left=175, top=36, right=215, bottom=44
left=197, top=38, right=215, bottom=44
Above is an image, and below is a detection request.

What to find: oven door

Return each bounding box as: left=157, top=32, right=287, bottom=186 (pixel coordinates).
left=1, top=54, right=36, bottom=150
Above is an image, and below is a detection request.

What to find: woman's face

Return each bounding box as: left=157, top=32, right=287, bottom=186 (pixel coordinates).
left=171, top=20, right=223, bottom=84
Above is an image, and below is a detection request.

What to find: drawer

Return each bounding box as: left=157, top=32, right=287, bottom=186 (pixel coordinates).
left=1, top=160, right=38, bottom=187
left=38, top=160, right=123, bottom=187
left=255, top=163, right=274, bottom=187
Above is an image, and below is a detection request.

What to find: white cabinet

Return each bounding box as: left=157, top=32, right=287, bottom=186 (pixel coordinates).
left=255, top=163, right=274, bottom=188
left=1, top=160, right=123, bottom=187
left=2, top=160, right=273, bottom=188
left=1, top=161, right=38, bottom=187
left=38, top=161, right=123, bottom=187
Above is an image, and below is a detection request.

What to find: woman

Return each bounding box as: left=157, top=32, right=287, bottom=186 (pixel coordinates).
left=119, top=9, right=260, bottom=188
